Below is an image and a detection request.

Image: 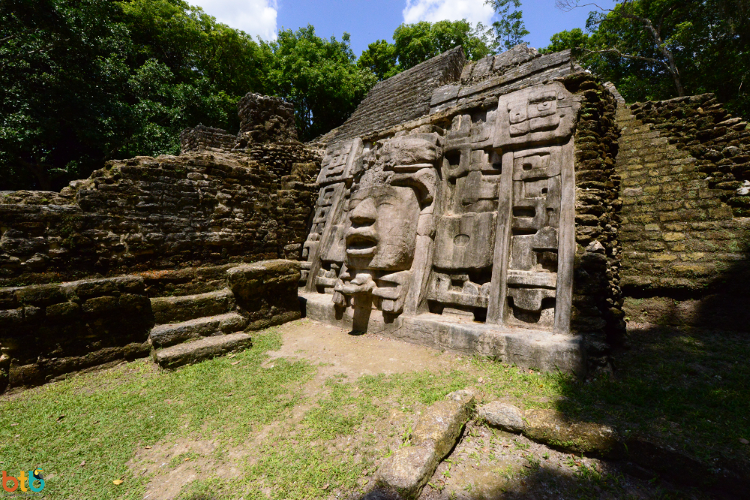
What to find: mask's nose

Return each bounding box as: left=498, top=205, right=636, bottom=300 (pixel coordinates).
left=350, top=197, right=377, bottom=225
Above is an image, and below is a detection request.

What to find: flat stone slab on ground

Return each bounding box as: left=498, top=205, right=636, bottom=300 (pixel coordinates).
left=153, top=332, right=252, bottom=369
left=376, top=389, right=475, bottom=499
left=149, top=312, right=247, bottom=348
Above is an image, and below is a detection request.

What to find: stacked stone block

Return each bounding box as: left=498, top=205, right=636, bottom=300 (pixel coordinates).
left=0, top=148, right=320, bottom=286
left=332, top=47, right=465, bottom=142
left=630, top=94, right=750, bottom=217
left=0, top=276, right=153, bottom=391
left=563, top=75, right=625, bottom=352
left=180, top=124, right=237, bottom=153
left=236, top=93, right=298, bottom=147
left=616, top=97, right=750, bottom=330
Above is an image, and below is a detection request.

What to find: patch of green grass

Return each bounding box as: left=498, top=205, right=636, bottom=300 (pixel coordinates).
left=2, top=322, right=747, bottom=499
left=0, top=331, right=313, bottom=499
left=453, top=326, right=750, bottom=467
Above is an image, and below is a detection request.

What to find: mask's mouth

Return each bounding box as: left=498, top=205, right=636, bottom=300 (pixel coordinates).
left=345, top=228, right=378, bottom=256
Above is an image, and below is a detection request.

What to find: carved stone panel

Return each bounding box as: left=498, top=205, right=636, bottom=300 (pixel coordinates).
left=494, top=82, right=580, bottom=150
left=317, top=138, right=363, bottom=186
left=304, top=81, right=577, bottom=336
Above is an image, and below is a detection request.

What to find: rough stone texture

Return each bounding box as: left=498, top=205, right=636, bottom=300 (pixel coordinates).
left=226, top=259, right=302, bottom=330
left=0, top=258, right=303, bottom=391
left=149, top=312, right=246, bottom=348
left=631, top=94, right=750, bottom=217
left=300, top=47, right=622, bottom=375
left=376, top=389, right=474, bottom=499
left=138, top=265, right=238, bottom=297
left=0, top=276, right=153, bottom=389
left=0, top=150, right=320, bottom=286
left=152, top=332, right=252, bottom=369
left=523, top=409, right=624, bottom=457
left=469, top=403, right=749, bottom=492
left=430, top=48, right=581, bottom=115
left=236, top=93, right=298, bottom=147
left=476, top=401, right=525, bottom=433
left=180, top=124, right=237, bottom=154
left=616, top=96, right=750, bottom=329
left=332, top=47, right=465, bottom=143
left=150, top=288, right=236, bottom=324
left=563, top=74, right=625, bottom=368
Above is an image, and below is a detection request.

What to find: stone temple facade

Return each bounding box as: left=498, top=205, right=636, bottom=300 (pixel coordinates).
left=2, top=44, right=749, bottom=390
left=299, top=45, right=621, bottom=375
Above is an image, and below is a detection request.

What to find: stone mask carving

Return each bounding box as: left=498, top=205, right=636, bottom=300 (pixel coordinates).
left=345, top=185, right=420, bottom=271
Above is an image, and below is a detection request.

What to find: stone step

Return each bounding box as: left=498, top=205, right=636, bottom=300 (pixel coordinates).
left=153, top=332, right=252, bottom=369
left=151, top=288, right=236, bottom=324
left=149, top=312, right=247, bottom=348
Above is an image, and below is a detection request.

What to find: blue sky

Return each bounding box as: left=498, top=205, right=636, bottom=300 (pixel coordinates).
left=187, top=0, right=617, bottom=56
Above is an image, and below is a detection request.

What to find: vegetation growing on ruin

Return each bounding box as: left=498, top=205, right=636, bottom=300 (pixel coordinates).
left=543, top=0, right=750, bottom=119
left=1, top=322, right=748, bottom=498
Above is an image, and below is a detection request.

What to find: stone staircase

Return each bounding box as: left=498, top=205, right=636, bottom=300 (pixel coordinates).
left=148, top=287, right=252, bottom=369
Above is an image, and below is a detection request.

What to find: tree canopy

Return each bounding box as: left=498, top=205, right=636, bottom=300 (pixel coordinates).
left=0, top=0, right=372, bottom=190
left=543, top=0, right=750, bottom=118
left=358, top=1, right=530, bottom=82
left=266, top=26, right=376, bottom=141
left=358, top=20, right=495, bottom=81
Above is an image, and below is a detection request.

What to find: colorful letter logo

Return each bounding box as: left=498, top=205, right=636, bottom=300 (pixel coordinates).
left=2, top=469, right=44, bottom=492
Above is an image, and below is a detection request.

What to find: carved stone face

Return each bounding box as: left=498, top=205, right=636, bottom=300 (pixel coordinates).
left=345, top=185, right=420, bottom=271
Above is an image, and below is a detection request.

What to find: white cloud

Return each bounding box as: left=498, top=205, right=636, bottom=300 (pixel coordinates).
left=189, top=0, right=278, bottom=40
left=402, top=0, right=495, bottom=26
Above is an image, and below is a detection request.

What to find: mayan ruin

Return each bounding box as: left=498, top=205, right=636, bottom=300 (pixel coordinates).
left=1, top=0, right=749, bottom=496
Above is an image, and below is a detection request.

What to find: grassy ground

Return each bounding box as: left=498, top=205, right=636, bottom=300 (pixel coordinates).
left=0, top=321, right=748, bottom=499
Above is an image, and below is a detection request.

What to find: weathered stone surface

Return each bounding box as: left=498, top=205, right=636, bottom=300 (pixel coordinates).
left=153, top=332, right=252, bottom=369
left=236, top=93, right=298, bottom=147
left=376, top=443, right=436, bottom=500
left=180, top=124, right=236, bottom=153
left=333, top=47, right=465, bottom=142
left=0, top=147, right=320, bottom=286
left=615, top=96, right=750, bottom=330
left=149, top=312, right=247, bottom=348
left=523, top=409, right=624, bottom=457
left=0, top=275, right=155, bottom=390
left=227, top=260, right=301, bottom=330
left=0, top=354, right=9, bottom=393
left=299, top=61, right=625, bottom=376
left=477, top=401, right=525, bottom=433
left=376, top=389, right=474, bottom=499
left=150, top=289, right=236, bottom=324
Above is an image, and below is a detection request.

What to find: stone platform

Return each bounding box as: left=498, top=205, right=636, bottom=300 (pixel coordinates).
left=300, top=291, right=584, bottom=375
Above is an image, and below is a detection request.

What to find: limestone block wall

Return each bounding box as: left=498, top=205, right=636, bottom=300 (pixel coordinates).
left=616, top=96, right=750, bottom=330
left=180, top=124, right=237, bottom=153
left=564, top=75, right=624, bottom=349
left=331, top=47, right=465, bottom=142
left=236, top=93, right=298, bottom=147
left=227, top=259, right=302, bottom=330
left=0, top=146, right=321, bottom=287
left=0, top=260, right=302, bottom=392
left=0, top=276, right=153, bottom=391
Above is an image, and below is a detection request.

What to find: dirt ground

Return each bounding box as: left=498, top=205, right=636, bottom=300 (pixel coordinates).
left=124, top=319, right=711, bottom=499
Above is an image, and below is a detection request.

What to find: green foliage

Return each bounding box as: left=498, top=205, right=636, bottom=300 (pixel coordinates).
left=485, top=0, right=529, bottom=51
left=393, top=20, right=494, bottom=70
left=0, top=1, right=375, bottom=189
left=542, top=0, right=750, bottom=118
left=358, top=20, right=495, bottom=82
left=357, top=39, right=400, bottom=81
left=0, top=0, right=267, bottom=190
left=264, top=26, right=376, bottom=141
